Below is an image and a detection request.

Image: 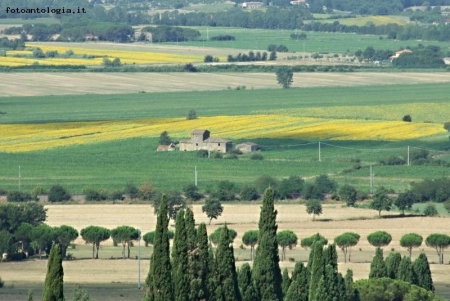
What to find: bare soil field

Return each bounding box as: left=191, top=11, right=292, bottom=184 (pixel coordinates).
left=2, top=72, right=450, bottom=96
left=2, top=204, right=450, bottom=300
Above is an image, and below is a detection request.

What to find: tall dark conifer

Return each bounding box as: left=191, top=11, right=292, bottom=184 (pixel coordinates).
left=145, top=195, right=174, bottom=301
left=413, top=253, right=434, bottom=292
left=185, top=208, right=197, bottom=252
left=42, top=243, right=64, bottom=301
left=252, top=188, right=283, bottom=301
left=344, top=269, right=357, bottom=301
left=172, top=210, right=189, bottom=301
left=215, top=225, right=242, bottom=301
left=282, top=268, right=292, bottom=298
left=385, top=252, right=402, bottom=279
left=324, top=243, right=338, bottom=271
left=308, top=241, right=324, bottom=301
left=398, top=256, right=415, bottom=284
left=189, top=223, right=211, bottom=301
left=369, top=248, right=387, bottom=279
left=238, top=263, right=258, bottom=301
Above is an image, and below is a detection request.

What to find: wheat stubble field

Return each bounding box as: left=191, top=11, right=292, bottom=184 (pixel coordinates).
left=1, top=204, right=450, bottom=300
left=2, top=72, right=450, bottom=96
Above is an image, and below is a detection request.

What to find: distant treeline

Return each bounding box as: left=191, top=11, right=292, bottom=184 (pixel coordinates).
left=141, top=26, right=200, bottom=42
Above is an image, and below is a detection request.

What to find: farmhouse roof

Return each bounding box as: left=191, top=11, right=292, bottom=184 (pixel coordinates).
left=238, top=142, right=258, bottom=146
left=179, top=139, right=192, bottom=144
left=191, top=129, right=209, bottom=134
left=204, top=137, right=231, bottom=143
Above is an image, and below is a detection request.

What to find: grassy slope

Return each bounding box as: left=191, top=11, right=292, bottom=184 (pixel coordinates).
left=1, top=83, right=450, bottom=193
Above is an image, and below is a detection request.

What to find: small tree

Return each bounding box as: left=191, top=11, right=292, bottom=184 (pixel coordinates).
left=242, top=230, right=258, bottom=261
left=275, top=66, right=294, bottom=89
left=423, top=203, right=438, bottom=216
left=277, top=230, right=298, bottom=261
left=209, top=226, right=237, bottom=246
left=153, top=191, right=186, bottom=221
left=111, top=226, right=139, bottom=259
left=370, top=187, right=392, bottom=217
left=425, top=233, right=450, bottom=264
left=54, top=225, right=78, bottom=258
left=367, top=231, right=392, bottom=249
left=334, top=232, right=360, bottom=263
left=124, top=182, right=139, bottom=199
left=183, top=184, right=202, bottom=201
left=48, top=185, right=70, bottom=202
left=202, top=198, right=223, bottom=225
left=339, top=184, right=357, bottom=207
left=159, top=131, right=172, bottom=145
left=0, top=230, right=12, bottom=260
left=80, top=226, right=111, bottom=259
left=402, top=115, right=412, bottom=122
left=42, top=243, right=64, bottom=301
left=269, top=51, right=277, bottom=61
left=300, top=233, right=328, bottom=249
left=400, top=233, right=423, bottom=259
left=186, top=109, right=197, bottom=120
left=306, top=199, right=322, bottom=221
left=240, top=186, right=259, bottom=201
left=369, top=248, right=387, bottom=279
left=395, top=191, right=417, bottom=215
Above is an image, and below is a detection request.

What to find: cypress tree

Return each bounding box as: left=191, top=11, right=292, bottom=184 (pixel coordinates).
left=413, top=253, right=434, bottom=292
left=145, top=195, right=174, bottom=301
left=324, top=243, right=338, bottom=271
left=323, top=264, right=346, bottom=301
left=313, top=276, right=328, bottom=301
left=369, top=248, right=387, bottom=279
left=252, top=188, right=283, bottom=301
left=285, top=263, right=308, bottom=301
left=397, top=256, right=415, bottom=284
left=42, top=243, right=64, bottom=301
left=308, top=241, right=324, bottom=301
left=238, top=263, right=258, bottom=301
left=215, top=225, right=242, bottom=301
left=282, top=268, right=292, bottom=298
left=385, top=252, right=402, bottom=279
left=207, top=243, right=219, bottom=301
left=172, top=210, right=189, bottom=301
left=185, top=208, right=197, bottom=252
left=189, top=223, right=210, bottom=301
left=344, top=269, right=357, bottom=301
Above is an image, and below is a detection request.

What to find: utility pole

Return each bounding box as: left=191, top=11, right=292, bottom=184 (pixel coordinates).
left=206, top=27, right=209, bottom=41
left=370, top=165, right=373, bottom=194
left=407, top=146, right=410, bottom=166
left=19, top=165, right=21, bottom=191
left=138, top=229, right=141, bottom=290
left=195, top=166, right=198, bottom=186
left=318, top=141, right=321, bottom=162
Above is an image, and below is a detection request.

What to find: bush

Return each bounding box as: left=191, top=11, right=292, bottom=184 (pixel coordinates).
left=0, top=277, right=4, bottom=288
left=183, top=184, right=202, bottom=201
left=124, top=182, right=139, bottom=199
left=210, top=35, right=235, bottom=41
left=402, top=114, right=412, bottom=122
left=48, top=185, right=71, bottom=202
left=186, top=109, right=197, bottom=120
left=380, top=155, right=406, bottom=165
left=197, top=149, right=209, bottom=158
left=290, top=32, right=307, bottom=40
left=276, top=45, right=289, bottom=52
left=423, top=203, right=439, bottom=216
left=109, top=190, right=124, bottom=201
left=7, top=191, right=33, bottom=202
left=224, top=154, right=238, bottom=159
left=211, top=152, right=223, bottom=159
left=0, top=188, right=7, bottom=195
left=183, top=63, right=197, bottom=72
left=267, top=44, right=277, bottom=52
left=250, top=153, right=263, bottom=160
left=230, top=149, right=242, bottom=155
left=84, top=188, right=108, bottom=202
left=240, top=186, right=259, bottom=201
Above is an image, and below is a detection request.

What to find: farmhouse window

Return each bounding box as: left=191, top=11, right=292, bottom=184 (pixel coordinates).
left=196, top=143, right=198, bottom=146
left=218, top=143, right=221, bottom=146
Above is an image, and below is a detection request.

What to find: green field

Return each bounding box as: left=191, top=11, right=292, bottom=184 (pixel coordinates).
left=1, top=83, right=450, bottom=193
left=164, top=27, right=450, bottom=53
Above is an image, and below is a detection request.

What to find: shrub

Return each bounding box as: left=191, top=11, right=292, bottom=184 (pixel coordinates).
left=0, top=277, right=4, bottom=288
left=211, top=152, right=223, bottom=159
left=183, top=63, right=197, bottom=72
left=48, top=185, right=71, bottom=202
left=224, top=154, right=238, bottom=159
left=31, top=186, right=47, bottom=197
left=124, top=182, right=139, bottom=199
left=230, top=149, right=242, bottom=155
left=186, top=109, right=197, bottom=120
left=250, top=153, right=263, bottom=160
left=210, top=35, right=235, bottom=41
left=7, top=191, right=33, bottom=202
left=380, top=155, right=406, bottom=165
left=84, top=188, right=108, bottom=201
left=402, top=115, right=412, bottom=122
left=423, top=203, right=438, bottom=216
left=276, top=45, right=289, bottom=52
left=0, top=188, right=7, bottom=195
left=109, top=190, right=124, bottom=201
left=267, top=44, right=277, bottom=52
left=240, top=186, right=259, bottom=201
left=183, top=184, right=202, bottom=201
left=290, top=32, right=307, bottom=40
left=197, top=149, right=209, bottom=158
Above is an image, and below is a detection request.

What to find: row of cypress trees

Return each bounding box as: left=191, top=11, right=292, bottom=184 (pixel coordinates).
left=143, top=188, right=357, bottom=301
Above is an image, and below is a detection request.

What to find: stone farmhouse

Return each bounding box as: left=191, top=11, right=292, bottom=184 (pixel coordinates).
left=236, top=142, right=259, bottom=153
left=179, top=130, right=232, bottom=153
left=241, top=2, right=264, bottom=9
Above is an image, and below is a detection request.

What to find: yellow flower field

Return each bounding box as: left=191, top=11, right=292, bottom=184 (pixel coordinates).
left=0, top=115, right=444, bottom=153
left=2, top=43, right=206, bottom=67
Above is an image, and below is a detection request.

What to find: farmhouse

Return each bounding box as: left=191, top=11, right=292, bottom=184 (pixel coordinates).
left=179, top=129, right=232, bottom=153
left=443, top=57, right=450, bottom=65
left=389, top=49, right=412, bottom=60
left=290, top=0, right=306, bottom=5
left=156, top=143, right=176, bottom=151
left=134, top=30, right=153, bottom=42
left=241, top=2, right=264, bottom=9
left=236, top=142, right=259, bottom=153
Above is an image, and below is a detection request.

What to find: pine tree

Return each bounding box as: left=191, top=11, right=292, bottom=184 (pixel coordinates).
left=385, top=252, right=402, bottom=279
left=172, top=210, right=189, bottom=301
left=238, top=263, right=258, bottom=301
left=397, top=256, right=414, bottom=284
left=42, top=243, right=64, bottom=301
left=145, top=195, right=174, bottom=301
left=413, top=253, right=434, bottom=292
left=282, top=268, right=292, bottom=298
left=308, top=241, right=324, bottom=301
left=215, top=225, right=242, bottom=301
left=252, top=188, right=283, bottom=301
left=369, top=248, right=387, bottom=279
left=324, top=243, right=338, bottom=271
left=189, top=223, right=210, bottom=301
left=185, top=208, right=197, bottom=252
